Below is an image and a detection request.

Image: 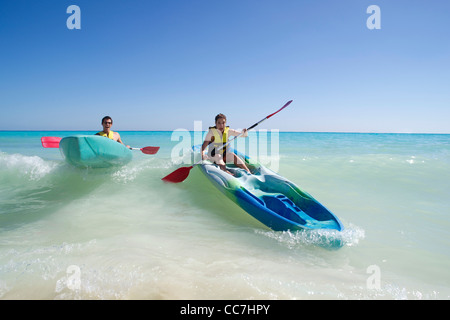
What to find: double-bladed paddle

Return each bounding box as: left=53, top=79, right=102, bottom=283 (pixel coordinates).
left=40, top=137, right=160, bottom=155
left=161, top=100, right=293, bottom=183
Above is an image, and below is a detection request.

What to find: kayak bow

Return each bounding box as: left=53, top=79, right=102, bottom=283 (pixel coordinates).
left=197, top=149, right=344, bottom=232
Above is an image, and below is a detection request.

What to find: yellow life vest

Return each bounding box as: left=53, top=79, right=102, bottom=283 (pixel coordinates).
left=96, top=130, right=114, bottom=140
left=209, top=126, right=229, bottom=156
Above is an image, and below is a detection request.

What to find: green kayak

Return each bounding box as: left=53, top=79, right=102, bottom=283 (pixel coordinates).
left=59, top=135, right=132, bottom=168
left=197, top=148, right=344, bottom=232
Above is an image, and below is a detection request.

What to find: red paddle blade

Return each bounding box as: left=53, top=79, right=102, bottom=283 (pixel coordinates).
left=41, top=137, right=62, bottom=148
left=266, top=100, right=292, bottom=119
left=141, top=146, right=160, bottom=155
left=161, top=166, right=194, bottom=183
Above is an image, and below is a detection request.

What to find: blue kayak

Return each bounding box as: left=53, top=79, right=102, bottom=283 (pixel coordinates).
left=59, top=135, right=132, bottom=168
left=197, top=149, right=344, bottom=232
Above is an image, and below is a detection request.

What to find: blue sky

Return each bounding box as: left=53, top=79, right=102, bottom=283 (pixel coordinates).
left=1, top=0, right=449, bottom=133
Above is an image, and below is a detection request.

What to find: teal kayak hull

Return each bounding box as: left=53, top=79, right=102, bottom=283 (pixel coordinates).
left=197, top=149, right=344, bottom=232
left=59, top=135, right=132, bottom=168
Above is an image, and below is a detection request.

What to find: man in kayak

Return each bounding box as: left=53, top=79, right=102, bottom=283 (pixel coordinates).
left=96, top=116, right=130, bottom=148
left=201, top=113, right=251, bottom=175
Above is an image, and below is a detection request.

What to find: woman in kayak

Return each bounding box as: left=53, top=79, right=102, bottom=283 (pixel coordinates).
left=96, top=116, right=130, bottom=148
left=201, top=113, right=251, bottom=175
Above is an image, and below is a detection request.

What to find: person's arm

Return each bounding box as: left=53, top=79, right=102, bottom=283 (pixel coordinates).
left=115, top=132, right=130, bottom=148
left=229, top=128, right=248, bottom=137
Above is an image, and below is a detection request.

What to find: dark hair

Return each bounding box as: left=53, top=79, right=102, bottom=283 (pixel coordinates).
left=215, top=113, right=226, bottom=123
left=101, top=116, right=113, bottom=124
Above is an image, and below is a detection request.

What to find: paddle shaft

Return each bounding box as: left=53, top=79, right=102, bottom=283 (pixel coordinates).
left=214, top=99, right=293, bottom=154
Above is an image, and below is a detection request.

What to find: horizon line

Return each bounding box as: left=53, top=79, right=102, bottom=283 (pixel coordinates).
left=1, top=130, right=449, bottom=135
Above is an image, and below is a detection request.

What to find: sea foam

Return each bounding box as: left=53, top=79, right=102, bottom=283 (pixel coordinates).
left=0, top=153, right=58, bottom=181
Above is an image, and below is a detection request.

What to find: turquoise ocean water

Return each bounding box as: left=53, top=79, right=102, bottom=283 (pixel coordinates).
left=0, top=131, right=449, bottom=299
